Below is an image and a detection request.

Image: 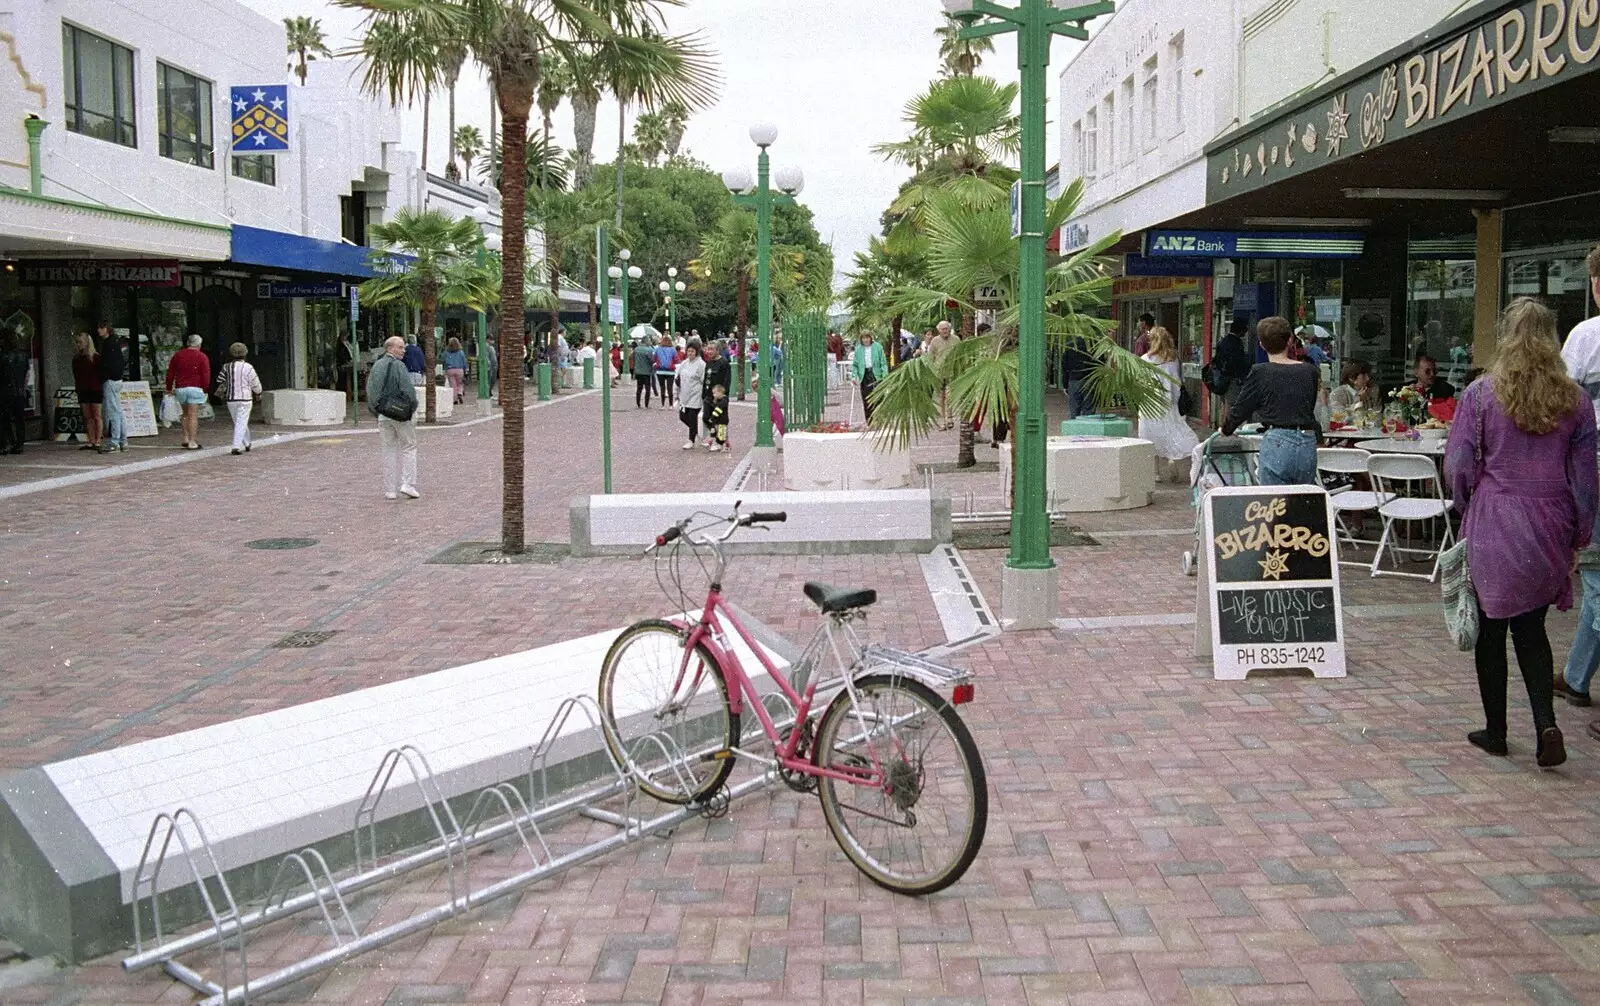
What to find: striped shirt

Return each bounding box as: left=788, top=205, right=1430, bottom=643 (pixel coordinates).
left=216, top=361, right=262, bottom=402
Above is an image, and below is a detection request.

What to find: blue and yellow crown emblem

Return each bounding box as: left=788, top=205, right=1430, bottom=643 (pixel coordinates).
left=230, top=85, right=290, bottom=152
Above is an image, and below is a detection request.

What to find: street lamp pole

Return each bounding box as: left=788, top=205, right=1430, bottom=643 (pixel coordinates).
left=471, top=205, right=502, bottom=408
left=598, top=226, right=612, bottom=492
left=725, top=126, right=803, bottom=451
left=948, top=0, right=1113, bottom=628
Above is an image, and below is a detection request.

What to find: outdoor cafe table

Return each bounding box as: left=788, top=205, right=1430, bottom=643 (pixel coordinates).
left=1353, top=438, right=1447, bottom=457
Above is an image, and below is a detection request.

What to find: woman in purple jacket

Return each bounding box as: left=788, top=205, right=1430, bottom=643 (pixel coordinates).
left=1447, top=297, right=1598, bottom=768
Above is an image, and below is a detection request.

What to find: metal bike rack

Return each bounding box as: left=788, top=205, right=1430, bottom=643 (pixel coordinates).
left=123, top=691, right=808, bottom=1006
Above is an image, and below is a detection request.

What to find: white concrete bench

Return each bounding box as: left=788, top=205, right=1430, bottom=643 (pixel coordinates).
left=261, top=389, right=347, bottom=426
left=571, top=490, right=952, bottom=556
left=782, top=431, right=913, bottom=490
left=1001, top=436, right=1156, bottom=512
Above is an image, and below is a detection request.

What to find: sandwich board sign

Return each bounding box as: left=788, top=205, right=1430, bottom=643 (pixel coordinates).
left=1195, top=484, right=1346, bottom=680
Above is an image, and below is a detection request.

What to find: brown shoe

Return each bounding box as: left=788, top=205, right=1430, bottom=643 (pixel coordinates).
left=1538, top=726, right=1568, bottom=769
left=1555, top=677, right=1592, bottom=706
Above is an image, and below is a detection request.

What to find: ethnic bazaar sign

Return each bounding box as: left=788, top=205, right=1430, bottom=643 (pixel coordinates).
left=1207, top=0, right=1600, bottom=201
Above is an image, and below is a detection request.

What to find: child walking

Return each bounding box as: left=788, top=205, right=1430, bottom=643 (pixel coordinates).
left=706, top=384, right=729, bottom=452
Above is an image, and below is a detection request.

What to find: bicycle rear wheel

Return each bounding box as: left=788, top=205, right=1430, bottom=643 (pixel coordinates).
left=813, top=674, right=987, bottom=895
left=598, top=619, right=739, bottom=805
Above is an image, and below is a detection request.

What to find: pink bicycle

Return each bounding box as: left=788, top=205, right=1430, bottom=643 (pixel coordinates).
left=597, top=505, right=988, bottom=895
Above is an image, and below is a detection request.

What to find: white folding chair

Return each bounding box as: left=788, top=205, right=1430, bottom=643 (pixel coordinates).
left=1367, top=453, right=1454, bottom=581
left=1316, top=448, right=1393, bottom=566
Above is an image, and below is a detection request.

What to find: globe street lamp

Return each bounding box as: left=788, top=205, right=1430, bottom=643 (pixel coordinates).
left=724, top=124, right=804, bottom=452
left=470, top=204, right=503, bottom=407
left=601, top=247, right=642, bottom=493
left=945, top=0, right=1114, bottom=629
left=659, top=267, right=687, bottom=340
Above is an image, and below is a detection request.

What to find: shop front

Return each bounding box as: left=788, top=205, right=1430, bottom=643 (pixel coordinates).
left=1111, top=266, right=1210, bottom=419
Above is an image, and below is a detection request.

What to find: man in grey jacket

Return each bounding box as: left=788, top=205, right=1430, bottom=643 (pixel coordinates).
left=370, top=336, right=420, bottom=500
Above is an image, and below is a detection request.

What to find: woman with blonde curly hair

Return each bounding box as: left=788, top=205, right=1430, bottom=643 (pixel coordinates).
left=1138, top=325, right=1198, bottom=481
left=1446, top=297, right=1597, bottom=768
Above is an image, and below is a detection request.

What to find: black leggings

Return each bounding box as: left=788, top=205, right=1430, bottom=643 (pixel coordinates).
left=658, top=373, right=675, bottom=406
left=635, top=374, right=653, bottom=407
left=680, top=406, right=699, bottom=441
left=1475, top=604, right=1556, bottom=738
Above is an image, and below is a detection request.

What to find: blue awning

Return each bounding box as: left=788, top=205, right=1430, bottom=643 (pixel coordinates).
left=230, top=225, right=377, bottom=278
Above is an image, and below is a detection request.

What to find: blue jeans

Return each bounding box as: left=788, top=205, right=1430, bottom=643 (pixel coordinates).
left=102, top=380, right=125, bottom=447
left=1066, top=379, right=1087, bottom=418
left=1257, top=428, right=1317, bottom=485
left=1564, top=571, right=1600, bottom=695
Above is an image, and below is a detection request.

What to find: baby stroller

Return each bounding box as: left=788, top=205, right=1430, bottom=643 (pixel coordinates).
left=1181, top=432, right=1260, bottom=576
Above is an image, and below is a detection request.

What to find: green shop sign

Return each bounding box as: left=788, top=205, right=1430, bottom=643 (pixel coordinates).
left=1207, top=0, right=1600, bottom=202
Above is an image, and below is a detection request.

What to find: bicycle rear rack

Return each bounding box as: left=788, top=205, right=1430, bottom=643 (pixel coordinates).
left=121, top=689, right=808, bottom=1006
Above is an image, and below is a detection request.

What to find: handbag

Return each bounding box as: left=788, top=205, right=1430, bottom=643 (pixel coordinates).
left=1440, top=393, right=1484, bottom=650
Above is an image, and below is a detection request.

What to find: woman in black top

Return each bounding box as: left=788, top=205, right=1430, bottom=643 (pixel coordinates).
left=1222, top=316, right=1321, bottom=485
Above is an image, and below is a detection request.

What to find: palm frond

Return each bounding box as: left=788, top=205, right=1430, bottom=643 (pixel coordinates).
left=866, top=353, right=942, bottom=450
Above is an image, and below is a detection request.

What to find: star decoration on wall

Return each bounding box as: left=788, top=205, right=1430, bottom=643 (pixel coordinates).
left=1326, top=94, right=1350, bottom=157
left=1258, top=549, right=1291, bottom=580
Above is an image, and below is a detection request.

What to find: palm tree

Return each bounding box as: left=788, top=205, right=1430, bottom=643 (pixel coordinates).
left=632, top=109, right=667, bottom=165
left=566, top=48, right=603, bottom=190
left=454, top=124, right=484, bottom=181
left=871, top=183, right=1165, bottom=475
left=935, top=13, right=994, bottom=78
left=361, top=208, right=496, bottom=424
left=484, top=128, right=570, bottom=191
left=691, top=209, right=804, bottom=400
left=842, top=234, right=927, bottom=367
left=340, top=0, right=604, bottom=555
left=284, top=16, right=333, bottom=84
left=660, top=99, right=689, bottom=158
left=536, top=51, right=573, bottom=189
left=441, top=42, right=467, bottom=177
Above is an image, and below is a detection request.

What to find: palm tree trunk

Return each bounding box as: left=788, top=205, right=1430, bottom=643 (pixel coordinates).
left=421, top=281, right=438, bottom=424
left=549, top=254, right=563, bottom=393
left=498, top=87, right=532, bottom=555
left=614, top=100, right=627, bottom=229
left=956, top=304, right=976, bottom=467
left=421, top=92, right=431, bottom=174
left=296, top=48, right=307, bottom=85
left=488, top=83, right=498, bottom=184
left=889, top=312, right=903, bottom=368
left=735, top=271, right=749, bottom=401
left=572, top=92, right=597, bottom=190
left=447, top=82, right=458, bottom=173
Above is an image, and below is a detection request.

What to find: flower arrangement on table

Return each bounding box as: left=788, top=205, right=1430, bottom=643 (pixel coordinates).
left=1388, top=385, right=1429, bottom=428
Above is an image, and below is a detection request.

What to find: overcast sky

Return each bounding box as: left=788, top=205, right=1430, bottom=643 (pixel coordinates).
left=240, top=0, right=1085, bottom=287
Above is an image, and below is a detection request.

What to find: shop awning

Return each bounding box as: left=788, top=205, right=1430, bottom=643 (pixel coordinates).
left=1196, top=0, right=1600, bottom=224
left=230, top=225, right=378, bottom=279
left=0, top=189, right=232, bottom=261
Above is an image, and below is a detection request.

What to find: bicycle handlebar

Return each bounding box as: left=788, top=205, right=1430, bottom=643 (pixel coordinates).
left=648, top=507, right=788, bottom=555
left=747, top=511, right=787, bottom=524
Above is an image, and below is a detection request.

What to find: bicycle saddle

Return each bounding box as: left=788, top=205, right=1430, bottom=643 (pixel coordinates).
left=803, top=581, right=878, bottom=613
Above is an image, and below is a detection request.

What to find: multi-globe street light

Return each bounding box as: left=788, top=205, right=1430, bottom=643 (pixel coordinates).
left=658, top=267, right=687, bottom=340
left=469, top=204, right=503, bottom=406
left=723, top=123, right=803, bottom=451
left=944, top=0, right=1113, bottom=629
left=602, top=247, right=642, bottom=492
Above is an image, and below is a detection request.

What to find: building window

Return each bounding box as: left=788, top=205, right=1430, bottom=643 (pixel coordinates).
left=61, top=23, right=136, bottom=147
left=1142, top=57, right=1159, bottom=149
left=157, top=63, right=214, bottom=168
left=1119, top=77, right=1135, bottom=163
left=1169, top=32, right=1186, bottom=136
left=232, top=154, right=276, bottom=185
left=1102, top=94, right=1115, bottom=173
left=1084, top=109, right=1098, bottom=177
left=1071, top=121, right=1083, bottom=179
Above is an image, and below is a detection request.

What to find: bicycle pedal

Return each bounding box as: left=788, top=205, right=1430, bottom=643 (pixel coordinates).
left=701, top=749, right=736, bottom=762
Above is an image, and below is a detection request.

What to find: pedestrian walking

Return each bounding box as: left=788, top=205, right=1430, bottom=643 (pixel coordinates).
left=706, top=384, right=729, bottom=452
left=925, top=320, right=958, bottom=428
left=1137, top=326, right=1199, bottom=482
left=1558, top=246, right=1600, bottom=737
left=403, top=334, right=427, bottom=386
left=0, top=328, right=28, bottom=455
left=1221, top=317, right=1321, bottom=485
left=1447, top=297, right=1596, bottom=768
left=654, top=334, right=678, bottom=407
left=369, top=336, right=420, bottom=500
left=97, top=321, right=127, bottom=453
left=165, top=334, right=211, bottom=451
left=216, top=342, right=263, bottom=455
left=852, top=331, right=887, bottom=424
left=1210, top=317, right=1253, bottom=425
left=1133, top=313, right=1155, bottom=357
left=631, top=338, right=655, bottom=407
left=72, top=333, right=103, bottom=451
left=702, top=341, right=731, bottom=449
left=443, top=337, right=468, bottom=404
left=676, top=342, right=706, bottom=448
left=484, top=337, right=499, bottom=399
left=1061, top=337, right=1094, bottom=418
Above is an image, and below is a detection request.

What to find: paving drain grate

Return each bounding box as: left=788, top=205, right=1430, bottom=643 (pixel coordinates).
left=952, top=524, right=1097, bottom=550
left=425, top=541, right=573, bottom=565
left=247, top=537, right=319, bottom=551
left=272, top=629, right=339, bottom=649
left=920, top=461, right=1001, bottom=475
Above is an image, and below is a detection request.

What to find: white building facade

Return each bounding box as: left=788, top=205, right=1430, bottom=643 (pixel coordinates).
left=0, top=0, right=508, bottom=437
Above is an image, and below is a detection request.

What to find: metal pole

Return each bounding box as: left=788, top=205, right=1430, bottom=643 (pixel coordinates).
left=476, top=241, right=490, bottom=403
left=598, top=227, right=612, bottom=494
left=1009, top=0, right=1053, bottom=575
left=755, top=147, right=774, bottom=448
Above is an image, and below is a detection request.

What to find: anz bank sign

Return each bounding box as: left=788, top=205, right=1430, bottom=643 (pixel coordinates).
left=1144, top=230, right=1365, bottom=260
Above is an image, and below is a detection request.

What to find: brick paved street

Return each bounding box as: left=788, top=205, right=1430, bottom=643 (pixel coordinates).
left=6, top=389, right=1600, bottom=1004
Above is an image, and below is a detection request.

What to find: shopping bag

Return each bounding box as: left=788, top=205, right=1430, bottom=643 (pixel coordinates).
left=159, top=393, right=181, bottom=426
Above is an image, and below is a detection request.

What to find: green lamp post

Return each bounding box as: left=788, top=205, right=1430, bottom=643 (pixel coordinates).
left=724, top=124, right=804, bottom=451
left=605, top=248, right=642, bottom=491
left=658, top=268, right=686, bottom=341
left=947, top=0, right=1114, bottom=629
left=470, top=205, right=501, bottom=408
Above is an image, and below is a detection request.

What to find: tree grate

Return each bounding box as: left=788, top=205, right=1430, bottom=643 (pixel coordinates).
left=247, top=538, right=319, bottom=551
left=425, top=541, right=573, bottom=565
left=272, top=630, right=339, bottom=649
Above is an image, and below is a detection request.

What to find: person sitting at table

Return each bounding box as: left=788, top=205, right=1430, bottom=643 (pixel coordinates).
left=1222, top=316, right=1322, bottom=485
left=1329, top=360, right=1374, bottom=419
left=1413, top=354, right=1457, bottom=400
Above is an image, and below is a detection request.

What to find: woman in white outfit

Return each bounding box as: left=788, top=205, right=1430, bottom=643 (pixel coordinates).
left=1138, top=326, right=1199, bottom=482
left=216, top=342, right=263, bottom=456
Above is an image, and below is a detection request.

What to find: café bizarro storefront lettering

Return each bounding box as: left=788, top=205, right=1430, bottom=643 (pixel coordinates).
left=1206, top=0, right=1600, bottom=202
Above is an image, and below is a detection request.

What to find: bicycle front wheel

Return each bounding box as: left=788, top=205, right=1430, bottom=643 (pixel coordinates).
left=598, top=619, right=739, bottom=805
left=813, top=674, right=987, bottom=895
